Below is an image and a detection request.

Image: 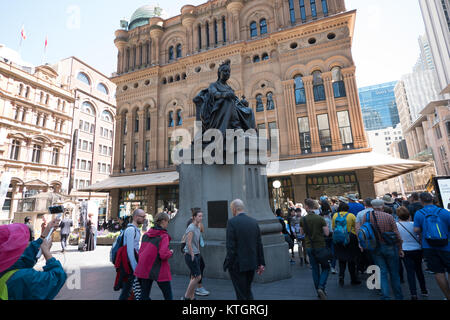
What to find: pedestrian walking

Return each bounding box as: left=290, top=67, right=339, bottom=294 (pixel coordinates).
left=332, top=201, right=361, bottom=286
left=361, top=199, right=404, bottom=300
left=320, top=200, right=337, bottom=274
left=118, top=209, right=145, bottom=300
left=24, top=216, right=34, bottom=242
left=346, top=194, right=365, bottom=215
left=293, top=207, right=309, bottom=266
left=135, top=212, right=174, bottom=300
left=186, top=208, right=210, bottom=297
left=407, top=192, right=423, bottom=221
left=59, top=212, right=73, bottom=253
left=414, top=192, right=450, bottom=300
left=396, top=206, right=428, bottom=300
left=223, top=199, right=265, bottom=300
left=355, top=198, right=375, bottom=273
left=300, top=199, right=331, bottom=300
left=85, top=213, right=96, bottom=252
left=182, top=208, right=204, bottom=300
left=276, top=209, right=295, bottom=263
left=0, top=219, right=67, bottom=300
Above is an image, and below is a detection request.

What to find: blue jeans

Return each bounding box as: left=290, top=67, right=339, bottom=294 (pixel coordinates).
left=372, top=244, right=403, bottom=300
left=307, top=248, right=330, bottom=291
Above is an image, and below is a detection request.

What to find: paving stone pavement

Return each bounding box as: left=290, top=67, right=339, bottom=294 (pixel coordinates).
left=34, top=243, right=447, bottom=300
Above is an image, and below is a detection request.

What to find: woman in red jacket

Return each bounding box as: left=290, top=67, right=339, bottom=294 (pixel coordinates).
left=135, top=212, right=173, bottom=300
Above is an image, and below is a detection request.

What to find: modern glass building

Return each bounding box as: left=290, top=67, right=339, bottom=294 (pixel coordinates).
left=359, top=81, right=400, bottom=131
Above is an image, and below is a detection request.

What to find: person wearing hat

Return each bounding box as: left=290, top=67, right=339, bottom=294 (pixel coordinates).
left=346, top=194, right=365, bottom=215
left=383, top=194, right=400, bottom=220
left=0, top=219, right=67, bottom=300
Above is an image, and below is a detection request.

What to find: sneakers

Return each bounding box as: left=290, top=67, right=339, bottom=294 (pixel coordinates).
left=290, top=259, right=296, bottom=265
left=195, top=287, right=210, bottom=296
left=421, top=290, right=429, bottom=297
left=330, top=267, right=337, bottom=274
left=317, top=288, right=327, bottom=300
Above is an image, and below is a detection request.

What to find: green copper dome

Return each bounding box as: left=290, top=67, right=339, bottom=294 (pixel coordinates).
left=128, top=5, right=163, bottom=30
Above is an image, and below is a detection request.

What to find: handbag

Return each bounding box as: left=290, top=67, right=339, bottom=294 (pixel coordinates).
left=302, top=217, right=332, bottom=266
left=372, top=212, right=398, bottom=246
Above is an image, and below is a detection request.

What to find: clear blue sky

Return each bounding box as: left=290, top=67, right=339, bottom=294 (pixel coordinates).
left=0, top=0, right=425, bottom=87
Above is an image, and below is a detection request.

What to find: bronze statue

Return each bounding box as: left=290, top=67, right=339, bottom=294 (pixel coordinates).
left=194, top=61, right=256, bottom=135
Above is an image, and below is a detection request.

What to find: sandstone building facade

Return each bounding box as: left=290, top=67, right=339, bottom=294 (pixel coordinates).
left=86, top=0, right=424, bottom=217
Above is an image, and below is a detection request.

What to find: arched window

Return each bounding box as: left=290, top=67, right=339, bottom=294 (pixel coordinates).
left=162, top=78, right=167, bottom=85
left=176, top=44, right=182, bottom=58
left=206, top=22, right=210, bottom=48
left=77, top=72, right=91, bottom=85
left=40, top=92, right=44, bottom=104
left=168, top=46, right=174, bottom=61
left=82, top=102, right=95, bottom=115
left=168, top=76, right=173, bottom=83
left=322, top=0, right=329, bottom=16
left=331, top=67, right=346, bottom=98
left=214, top=20, right=218, bottom=45
left=289, top=0, right=296, bottom=24
left=51, top=148, right=60, bottom=166
left=146, top=108, right=151, bottom=131
left=133, top=46, right=136, bottom=69
left=176, top=110, right=182, bottom=126
left=18, top=84, right=24, bottom=96
left=168, top=111, right=174, bottom=127
left=294, top=75, right=306, bottom=104
left=101, top=110, right=113, bottom=122
left=182, top=73, right=187, bottom=80
left=175, top=74, right=180, bottom=81
left=134, top=109, right=139, bottom=132
left=45, top=94, right=49, bottom=105
left=97, top=83, right=109, bottom=95
left=250, top=21, right=258, bottom=38
left=260, top=19, right=268, bottom=35
left=10, top=139, right=20, bottom=160
left=256, top=94, right=264, bottom=112
left=31, top=144, right=42, bottom=163
left=261, top=53, right=269, bottom=61
left=222, top=16, right=227, bottom=43
left=123, top=112, right=128, bottom=135
left=139, top=45, right=143, bottom=66
left=312, top=71, right=326, bottom=101
left=310, top=0, right=317, bottom=18
left=198, top=25, right=202, bottom=50
left=253, top=55, right=261, bottom=63
left=266, top=92, right=275, bottom=110
left=126, top=48, right=130, bottom=71
left=25, top=86, right=30, bottom=98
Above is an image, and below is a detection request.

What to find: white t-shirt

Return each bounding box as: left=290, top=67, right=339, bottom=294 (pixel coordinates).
left=396, top=221, right=421, bottom=251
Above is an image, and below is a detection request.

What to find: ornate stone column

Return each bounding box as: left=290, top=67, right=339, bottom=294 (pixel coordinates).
left=281, top=79, right=301, bottom=155
left=136, top=44, right=142, bottom=68
left=227, top=0, right=243, bottom=42
left=182, top=14, right=195, bottom=55
left=149, top=109, right=158, bottom=169
left=323, top=72, right=342, bottom=151
left=150, top=25, right=164, bottom=65
left=342, top=67, right=367, bottom=149
left=303, top=76, right=321, bottom=153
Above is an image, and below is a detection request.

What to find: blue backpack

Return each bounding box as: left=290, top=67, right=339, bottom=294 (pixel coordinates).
left=110, top=229, right=125, bottom=264
left=421, top=207, right=448, bottom=247
left=358, top=211, right=377, bottom=251
left=333, top=213, right=350, bottom=245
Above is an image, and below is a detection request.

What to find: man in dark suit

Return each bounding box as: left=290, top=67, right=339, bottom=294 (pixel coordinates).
left=223, top=199, right=265, bottom=300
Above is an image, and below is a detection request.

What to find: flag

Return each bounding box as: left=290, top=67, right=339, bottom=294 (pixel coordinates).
left=45, top=35, right=48, bottom=49
left=20, top=25, right=26, bottom=40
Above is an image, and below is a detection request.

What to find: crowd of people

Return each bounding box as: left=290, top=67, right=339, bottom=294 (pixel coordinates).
left=277, top=192, right=450, bottom=300
left=1, top=191, right=448, bottom=301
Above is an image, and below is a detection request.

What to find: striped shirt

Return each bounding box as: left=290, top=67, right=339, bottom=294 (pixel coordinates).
left=361, top=210, right=403, bottom=249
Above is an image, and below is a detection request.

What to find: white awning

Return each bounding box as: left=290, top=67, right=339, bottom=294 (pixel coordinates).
left=81, top=171, right=179, bottom=192
left=266, top=152, right=428, bottom=183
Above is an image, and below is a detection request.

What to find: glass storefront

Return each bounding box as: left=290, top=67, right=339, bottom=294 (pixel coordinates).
left=119, top=188, right=148, bottom=218
left=156, top=185, right=179, bottom=214
left=307, top=172, right=360, bottom=199
left=268, top=177, right=294, bottom=215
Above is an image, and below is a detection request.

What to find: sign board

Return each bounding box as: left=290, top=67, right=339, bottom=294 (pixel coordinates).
left=434, top=176, right=450, bottom=211
left=207, top=200, right=228, bottom=229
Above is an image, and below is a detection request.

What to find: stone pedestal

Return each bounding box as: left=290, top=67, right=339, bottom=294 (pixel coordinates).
left=167, top=162, right=292, bottom=283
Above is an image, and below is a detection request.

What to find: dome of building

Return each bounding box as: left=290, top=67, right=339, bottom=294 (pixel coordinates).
left=128, top=4, right=167, bottom=30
